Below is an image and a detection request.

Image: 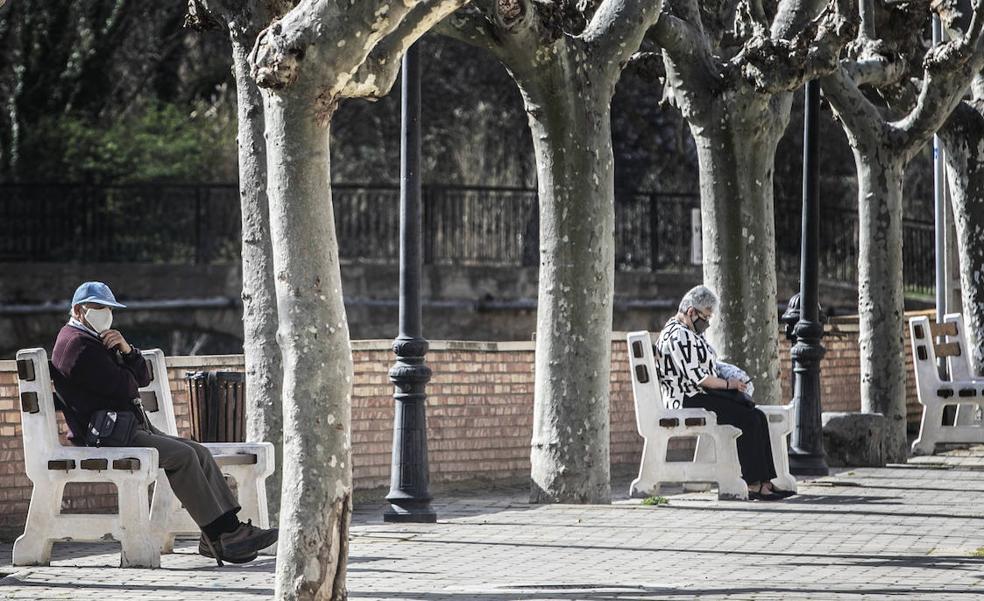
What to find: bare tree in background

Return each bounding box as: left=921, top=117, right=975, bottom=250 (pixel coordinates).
left=249, top=1, right=468, bottom=598
left=821, top=3, right=984, bottom=460
left=650, top=0, right=857, bottom=408
left=439, top=0, right=662, bottom=504
left=186, top=0, right=288, bottom=524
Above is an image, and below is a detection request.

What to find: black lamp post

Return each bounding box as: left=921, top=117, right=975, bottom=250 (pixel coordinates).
left=784, top=79, right=829, bottom=476
left=384, top=42, right=437, bottom=523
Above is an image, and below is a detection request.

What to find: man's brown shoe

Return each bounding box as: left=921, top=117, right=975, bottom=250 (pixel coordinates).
left=199, top=520, right=278, bottom=566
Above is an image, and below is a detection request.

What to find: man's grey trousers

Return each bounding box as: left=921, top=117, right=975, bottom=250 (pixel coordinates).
left=130, top=424, right=240, bottom=526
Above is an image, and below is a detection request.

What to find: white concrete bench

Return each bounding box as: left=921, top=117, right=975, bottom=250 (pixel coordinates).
left=627, top=331, right=748, bottom=500
left=13, top=349, right=161, bottom=568
left=139, top=349, right=275, bottom=553
left=910, top=314, right=984, bottom=455
left=627, top=331, right=797, bottom=500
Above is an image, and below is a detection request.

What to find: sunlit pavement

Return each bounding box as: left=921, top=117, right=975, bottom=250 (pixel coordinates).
left=2, top=447, right=983, bottom=600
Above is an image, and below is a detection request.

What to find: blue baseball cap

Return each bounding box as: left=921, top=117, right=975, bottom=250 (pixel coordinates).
left=71, top=282, right=126, bottom=308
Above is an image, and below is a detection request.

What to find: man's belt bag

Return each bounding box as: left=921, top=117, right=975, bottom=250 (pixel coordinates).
left=85, top=409, right=140, bottom=447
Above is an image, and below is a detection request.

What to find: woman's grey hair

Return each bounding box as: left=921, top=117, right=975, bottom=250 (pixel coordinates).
left=679, top=285, right=718, bottom=313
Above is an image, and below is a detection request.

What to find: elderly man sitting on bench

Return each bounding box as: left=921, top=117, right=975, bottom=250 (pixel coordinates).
left=51, top=281, right=278, bottom=565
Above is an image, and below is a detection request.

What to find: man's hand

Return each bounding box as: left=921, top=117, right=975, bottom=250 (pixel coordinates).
left=101, top=330, right=132, bottom=355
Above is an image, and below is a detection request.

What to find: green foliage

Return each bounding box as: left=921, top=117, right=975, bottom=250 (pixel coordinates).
left=19, top=99, right=237, bottom=183
left=641, top=496, right=669, bottom=506
left=972, top=547, right=984, bottom=558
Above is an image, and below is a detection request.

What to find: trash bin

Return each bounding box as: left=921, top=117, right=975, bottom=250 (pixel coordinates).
left=185, top=371, right=246, bottom=442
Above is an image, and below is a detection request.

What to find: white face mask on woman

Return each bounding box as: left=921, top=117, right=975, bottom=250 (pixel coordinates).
left=84, top=307, right=113, bottom=333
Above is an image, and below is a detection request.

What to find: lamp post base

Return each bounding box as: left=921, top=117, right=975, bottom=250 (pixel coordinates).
left=384, top=500, right=437, bottom=523
left=788, top=450, right=829, bottom=477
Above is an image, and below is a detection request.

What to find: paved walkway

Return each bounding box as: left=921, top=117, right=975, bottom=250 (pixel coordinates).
left=2, top=448, right=984, bottom=600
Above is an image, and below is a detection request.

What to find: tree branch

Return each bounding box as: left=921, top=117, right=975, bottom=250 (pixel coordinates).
left=651, top=11, right=717, bottom=80
left=893, top=2, right=984, bottom=157
left=433, top=2, right=503, bottom=53
left=250, top=0, right=428, bottom=93
left=580, top=0, right=663, bottom=80
left=820, top=62, right=890, bottom=146
left=842, top=55, right=905, bottom=87
left=737, top=0, right=858, bottom=94
left=344, top=0, right=470, bottom=99
left=771, top=0, right=828, bottom=40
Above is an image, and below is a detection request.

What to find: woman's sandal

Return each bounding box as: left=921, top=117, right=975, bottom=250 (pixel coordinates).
left=748, top=483, right=784, bottom=501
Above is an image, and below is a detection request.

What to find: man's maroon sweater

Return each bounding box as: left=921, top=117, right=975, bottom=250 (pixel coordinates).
left=51, top=325, right=150, bottom=441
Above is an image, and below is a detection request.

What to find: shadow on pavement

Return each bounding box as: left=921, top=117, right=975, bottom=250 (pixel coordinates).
left=348, top=584, right=984, bottom=600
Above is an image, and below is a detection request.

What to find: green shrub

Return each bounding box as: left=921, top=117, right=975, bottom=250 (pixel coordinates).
left=19, top=100, right=236, bottom=183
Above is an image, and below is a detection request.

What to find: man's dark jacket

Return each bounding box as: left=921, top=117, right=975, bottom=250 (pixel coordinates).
left=51, top=325, right=150, bottom=441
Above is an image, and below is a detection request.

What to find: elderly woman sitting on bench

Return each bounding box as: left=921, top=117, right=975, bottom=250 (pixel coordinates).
left=654, top=285, right=795, bottom=501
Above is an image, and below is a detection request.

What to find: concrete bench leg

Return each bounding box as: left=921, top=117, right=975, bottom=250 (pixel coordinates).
left=118, top=484, right=160, bottom=568
left=716, top=472, right=748, bottom=501
left=630, top=438, right=669, bottom=498
left=12, top=481, right=65, bottom=566
left=912, top=403, right=944, bottom=456
left=226, top=468, right=275, bottom=555
left=150, top=474, right=180, bottom=554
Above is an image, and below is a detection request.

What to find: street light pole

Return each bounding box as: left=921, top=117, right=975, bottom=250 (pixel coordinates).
left=384, top=42, right=437, bottom=523
left=787, top=79, right=829, bottom=476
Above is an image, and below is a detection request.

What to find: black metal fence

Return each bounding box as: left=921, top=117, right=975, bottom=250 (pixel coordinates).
left=0, top=183, right=937, bottom=293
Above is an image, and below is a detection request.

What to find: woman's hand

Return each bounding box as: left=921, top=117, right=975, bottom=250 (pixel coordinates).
left=727, top=377, right=748, bottom=393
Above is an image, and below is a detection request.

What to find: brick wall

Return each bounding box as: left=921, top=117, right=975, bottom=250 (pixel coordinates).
left=0, top=313, right=929, bottom=539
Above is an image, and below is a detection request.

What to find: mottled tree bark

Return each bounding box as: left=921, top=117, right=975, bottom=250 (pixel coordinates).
left=525, top=75, right=616, bottom=504
left=940, top=96, right=984, bottom=375
left=821, top=12, right=984, bottom=461
left=692, top=99, right=789, bottom=407
left=855, top=149, right=908, bottom=459
left=653, top=0, right=855, bottom=406
left=188, top=0, right=287, bottom=524
left=441, top=0, right=660, bottom=504
left=231, top=34, right=285, bottom=523
left=263, top=81, right=353, bottom=600
left=250, top=1, right=467, bottom=597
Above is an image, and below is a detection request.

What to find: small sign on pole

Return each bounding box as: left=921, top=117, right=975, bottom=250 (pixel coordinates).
left=690, top=208, right=702, bottom=265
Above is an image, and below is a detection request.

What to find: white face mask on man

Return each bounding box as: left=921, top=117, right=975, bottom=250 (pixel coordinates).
left=84, top=307, right=113, bottom=333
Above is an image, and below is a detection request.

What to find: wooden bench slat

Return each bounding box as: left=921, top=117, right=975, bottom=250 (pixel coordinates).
left=658, top=418, right=679, bottom=428
left=931, top=322, right=959, bottom=337
left=47, top=459, right=76, bottom=471
left=936, top=342, right=962, bottom=358
left=113, top=458, right=141, bottom=471
left=213, top=453, right=258, bottom=466
left=80, top=459, right=109, bottom=471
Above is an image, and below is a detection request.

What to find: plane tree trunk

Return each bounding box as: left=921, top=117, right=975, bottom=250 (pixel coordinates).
left=441, top=0, right=661, bottom=503
left=250, top=1, right=468, bottom=597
